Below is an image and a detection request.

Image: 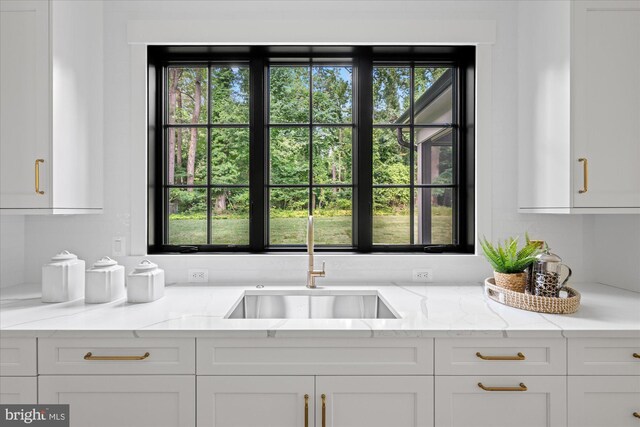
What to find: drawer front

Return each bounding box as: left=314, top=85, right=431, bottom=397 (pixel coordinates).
left=0, top=338, right=36, bottom=376
left=39, top=338, right=195, bottom=374
left=435, top=375, right=567, bottom=427
left=0, top=377, right=37, bottom=404
left=569, top=338, right=640, bottom=375
left=435, top=338, right=566, bottom=375
left=197, top=338, right=433, bottom=375
left=569, top=376, right=640, bottom=427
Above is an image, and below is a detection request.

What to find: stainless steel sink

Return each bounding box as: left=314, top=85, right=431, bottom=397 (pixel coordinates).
left=226, top=290, right=398, bottom=319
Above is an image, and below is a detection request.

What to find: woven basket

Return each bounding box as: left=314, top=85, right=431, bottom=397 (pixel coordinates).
left=485, top=277, right=581, bottom=314
left=493, top=271, right=527, bottom=293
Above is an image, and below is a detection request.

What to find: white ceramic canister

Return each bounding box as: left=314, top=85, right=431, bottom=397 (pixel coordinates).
left=85, top=257, right=126, bottom=303
left=127, top=260, right=165, bottom=303
left=42, top=250, right=85, bottom=302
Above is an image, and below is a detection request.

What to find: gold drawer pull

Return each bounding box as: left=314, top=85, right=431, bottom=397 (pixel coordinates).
left=478, top=382, right=528, bottom=392
left=633, top=412, right=640, bottom=419
left=321, top=394, right=326, bottom=427
left=476, top=351, right=525, bottom=361
left=35, top=159, right=44, bottom=195
left=84, top=351, right=150, bottom=361
left=304, top=394, right=309, bottom=427
left=578, top=158, right=588, bottom=194
left=633, top=353, right=640, bottom=359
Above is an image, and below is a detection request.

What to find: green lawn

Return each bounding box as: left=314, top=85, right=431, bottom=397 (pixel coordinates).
left=169, top=211, right=452, bottom=246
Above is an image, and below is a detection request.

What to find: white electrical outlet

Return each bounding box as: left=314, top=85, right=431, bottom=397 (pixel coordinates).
left=188, top=269, right=209, bottom=283
left=112, top=236, right=126, bottom=257
left=412, top=269, right=434, bottom=282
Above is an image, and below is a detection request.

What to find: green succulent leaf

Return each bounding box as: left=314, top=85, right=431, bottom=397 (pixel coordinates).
left=480, top=235, right=543, bottom=274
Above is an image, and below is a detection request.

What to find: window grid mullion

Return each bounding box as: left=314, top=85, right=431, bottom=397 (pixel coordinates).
left=308, top=64, right=314, bottom=216
left=409, top=65, right=415, bottom=246
left=206, top=65, right=212, bottom=245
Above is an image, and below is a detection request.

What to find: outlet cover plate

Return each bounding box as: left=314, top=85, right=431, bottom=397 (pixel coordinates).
left=188, top=269, right=209, bottom=283
left=412, top=269, right=434, bottom=282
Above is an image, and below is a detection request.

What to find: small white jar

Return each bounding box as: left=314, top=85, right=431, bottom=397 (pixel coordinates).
left=42, top=250, right=85, bottom=303
left=85, top=257, right=125, bottom=303
left=127, top=260, right=165, bottom=303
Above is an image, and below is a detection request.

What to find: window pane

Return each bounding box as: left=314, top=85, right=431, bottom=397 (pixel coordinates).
left=168, top=188, right=207, bottom=245
left=270, top=66, right=310, bottom=123
left=312, top=66, right=352, bottom=123
left=269, top=188, right=309, bottom=245
left=211, top=188, right=249, bottom=245
left=414, top=188, right=453, bottom=245
left=167, top=128, right=207, bottom=185
left=414, top=128, right=453, bottom=185
left=313, top=127, right=352, bottom=184
left=373, top=127, right=410, bottom=185
left=373, top=188, right=410, bottom=245
left=270, top=128, right=310, bottom=184
left=313, top=187, right=352, bottom=245
left=373, top=67, right=410, bottom=124
left=414, top=67, right=452, bottom=124
left=168, top=67, right=208, bottom=124
left=211, top=128, right=249, bottom=185
left=211, top=66, right=250, bottom=124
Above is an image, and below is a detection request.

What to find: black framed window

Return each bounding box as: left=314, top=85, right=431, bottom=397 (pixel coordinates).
left=148, top=46, right=475, bottom=254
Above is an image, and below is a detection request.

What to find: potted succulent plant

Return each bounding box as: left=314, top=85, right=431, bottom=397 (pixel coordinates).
left=480, top=235, right=542, bottom=293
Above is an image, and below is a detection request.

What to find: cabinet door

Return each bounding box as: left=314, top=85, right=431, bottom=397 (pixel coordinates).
left=435, top=376, right=566, bottom=427
left=0, top=377, right=37, bottom=404
left=569, top=376, right=640, bottom=427
left=0, top=0, right=50, bottom=209
left=38, top=375, right=195, bottom=427
left=316, top=376, right=433, bottom=427
left=197, top=376, right=314, bottom=427
left=572, top=1, right=640, bottom=208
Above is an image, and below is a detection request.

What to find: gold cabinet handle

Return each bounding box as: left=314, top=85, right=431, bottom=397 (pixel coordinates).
left=321, top=394, right=326, bottom=427
left=476, top=352, right=525, bottom=361
left=84, top=351, right=150, bottom=361
left=34, top=159, right=44, bottom=195
left=633, top=353, right=640, bottom=359
left=478, top=382, right=528, bottom=392
left=304, top=394, right=309, bottom=427
left=578, top=158, right=588, bottom=193
left=633, top=412, right=640, bottom=419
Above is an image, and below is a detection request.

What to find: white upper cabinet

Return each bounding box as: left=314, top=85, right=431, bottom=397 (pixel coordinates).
left=518, top=1, right=640, bottom=214
left=0, top=0, right=103, bottom=214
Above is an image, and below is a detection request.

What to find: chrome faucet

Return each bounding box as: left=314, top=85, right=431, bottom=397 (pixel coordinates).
left=306, top=215, right=325, bottom=288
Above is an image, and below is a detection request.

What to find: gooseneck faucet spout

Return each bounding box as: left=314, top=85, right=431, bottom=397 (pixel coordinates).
left=306, top=216, right=325, bottom=288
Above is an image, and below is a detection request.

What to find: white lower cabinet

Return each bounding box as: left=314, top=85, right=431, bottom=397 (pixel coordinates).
left=197, top=375, right=433, bottom=427
left=197, top=376, right=314, bottom=427
left=434, top=376, right=567, bottom=427
left=38, top=375, right=195, bottom=427
left=0, top=377, right=37, bottom=404
left=568, top=376, right=640, bottom=427
left=318, top=376, right=433, bottom=427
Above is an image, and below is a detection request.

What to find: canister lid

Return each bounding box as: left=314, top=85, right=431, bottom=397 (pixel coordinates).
left=133, top=259, right=158, bottom=272
left=92, top=257, right=118, bottom=268
left=51, top=250, right=78, bottom=262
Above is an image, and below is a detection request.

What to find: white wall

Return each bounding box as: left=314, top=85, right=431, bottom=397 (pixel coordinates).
left=0, top=215, right=25, bottom=288
left=20, top=0, right=597, bottom=285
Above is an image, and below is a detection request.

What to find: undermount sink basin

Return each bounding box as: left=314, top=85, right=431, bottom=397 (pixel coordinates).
left=226, top=290, right=398, bottom=319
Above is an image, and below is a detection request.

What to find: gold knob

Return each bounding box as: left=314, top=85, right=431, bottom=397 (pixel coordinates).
left=476, top=352, right=525, bottom=361
left=478, top=382, right=528, bottom=392
left=84, top=352, right=150, bottom=361
left=633, top=412, right=640, bottom=419
left=633, top=353, right=640, bottom=359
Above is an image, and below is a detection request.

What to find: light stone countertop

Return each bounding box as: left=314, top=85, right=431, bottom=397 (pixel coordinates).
left=0, top=282, right=638, bottom=339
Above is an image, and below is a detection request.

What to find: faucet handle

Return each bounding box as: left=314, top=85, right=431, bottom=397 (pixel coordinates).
left=321, top=261, right=326, bottom=275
